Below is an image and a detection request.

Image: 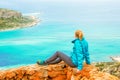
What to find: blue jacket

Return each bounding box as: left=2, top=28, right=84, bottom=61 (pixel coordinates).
left=71, top=38, right=91, bottom=70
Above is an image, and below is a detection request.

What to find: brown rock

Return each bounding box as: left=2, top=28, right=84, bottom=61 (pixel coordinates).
left=53, top=75, right=66, bottom=80
left=0, top=62, right=119, bottom=80
left=22, top=76, right=28, bottom=80
left=5, top=70, right=16, bottom=79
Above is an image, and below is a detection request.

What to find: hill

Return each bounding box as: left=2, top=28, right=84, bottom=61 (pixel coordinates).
left=0, top=8, right=39, bottom=31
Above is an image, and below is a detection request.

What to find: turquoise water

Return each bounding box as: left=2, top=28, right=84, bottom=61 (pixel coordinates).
left=0, top=0, right=120, bottom=68
left=0, top=21, right=120, bottom=68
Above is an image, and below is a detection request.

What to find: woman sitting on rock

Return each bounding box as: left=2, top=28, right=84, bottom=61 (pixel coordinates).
left=37, top=30, right=91, bottom=71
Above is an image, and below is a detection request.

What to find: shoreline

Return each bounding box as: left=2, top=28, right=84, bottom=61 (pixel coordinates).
left=0, top=16, right=40, bottom=32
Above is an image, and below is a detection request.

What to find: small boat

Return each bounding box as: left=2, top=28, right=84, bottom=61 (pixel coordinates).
left=110, top=56, right=120, bottom=62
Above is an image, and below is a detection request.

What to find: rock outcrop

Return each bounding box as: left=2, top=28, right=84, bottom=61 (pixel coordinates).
left=0, top=8, right=22, bottom=19
left=94, top=62, right=120, bottom=79
left=110, top=56, right=120, bottom=62
left=0, top=62, right=119, bottom=80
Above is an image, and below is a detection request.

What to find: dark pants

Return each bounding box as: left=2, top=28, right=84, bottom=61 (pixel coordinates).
left=45, top=51, right=76, bottom=68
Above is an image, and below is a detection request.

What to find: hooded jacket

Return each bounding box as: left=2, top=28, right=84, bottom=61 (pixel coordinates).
left=71, top=38, right=90, bottom=70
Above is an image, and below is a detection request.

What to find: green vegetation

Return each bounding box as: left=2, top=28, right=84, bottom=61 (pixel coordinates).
left=94, top=62, right=120, bottom=78
left=0, top=17, right=34, bottom=30
left=0, top=8, right=36, bottom=31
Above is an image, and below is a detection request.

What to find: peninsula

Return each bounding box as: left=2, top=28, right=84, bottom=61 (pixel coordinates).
left=0, top=8, right=40, bottom=31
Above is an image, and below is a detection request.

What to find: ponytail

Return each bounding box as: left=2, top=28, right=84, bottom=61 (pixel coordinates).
left=75, top=30, right=83, bottom=40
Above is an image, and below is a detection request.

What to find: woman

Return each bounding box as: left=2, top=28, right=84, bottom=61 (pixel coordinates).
left=37, top=30, right=91, bottom=71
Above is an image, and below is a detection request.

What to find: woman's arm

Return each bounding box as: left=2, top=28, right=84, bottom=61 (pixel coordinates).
left=74, top=40, right=84, bottom=70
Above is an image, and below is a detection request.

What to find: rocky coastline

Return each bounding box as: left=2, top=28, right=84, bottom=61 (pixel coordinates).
left=0, top=16, right=40, bottom=32
left=0, top=8, right=40, bottom=32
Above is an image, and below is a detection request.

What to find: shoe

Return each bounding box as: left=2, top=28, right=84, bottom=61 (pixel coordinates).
left=36, top=60, right=45, bottom=65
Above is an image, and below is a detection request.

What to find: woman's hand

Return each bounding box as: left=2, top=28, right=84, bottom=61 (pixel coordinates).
left=73, top=68, right=80, bottom=74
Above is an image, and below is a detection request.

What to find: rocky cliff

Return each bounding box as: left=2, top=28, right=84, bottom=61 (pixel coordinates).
left=0, top=62, right=119, bottom=80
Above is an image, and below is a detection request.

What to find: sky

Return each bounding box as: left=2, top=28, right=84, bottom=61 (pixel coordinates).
left=0, top=0, right=120, bottom=27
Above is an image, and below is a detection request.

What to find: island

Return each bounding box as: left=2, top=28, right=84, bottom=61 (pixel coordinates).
left=0, top=8, right=40, bottom=31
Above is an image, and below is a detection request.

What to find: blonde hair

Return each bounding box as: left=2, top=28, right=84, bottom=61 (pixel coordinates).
left=75, top=30, right=83, bottom=40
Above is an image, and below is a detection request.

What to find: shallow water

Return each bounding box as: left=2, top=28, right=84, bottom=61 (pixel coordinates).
left=0, top=21, right=120, bottom=68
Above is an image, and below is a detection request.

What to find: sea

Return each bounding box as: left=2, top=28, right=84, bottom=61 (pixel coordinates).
left=0, top=0, right=120, bottom=69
